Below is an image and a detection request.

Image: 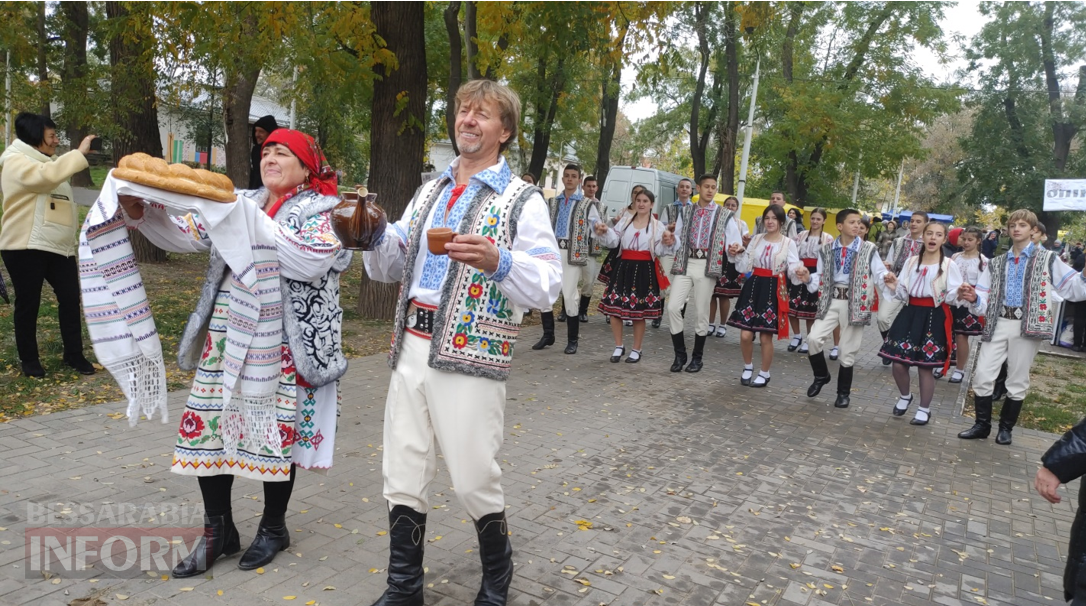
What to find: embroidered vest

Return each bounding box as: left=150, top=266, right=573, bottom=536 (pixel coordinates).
left=176, top=188, right=352, bottom=387
left=890, top=236, right=921, bottom=274
left=388, top=176, right=538, bottom=381
left=815, top=240, right=878, bottom=326
left=671, top=205, right=736, bottom=279
left=548, top=196, right=598, bottom=266
left=982, top=249, right=1056, bottom=342
left=664, top=203, right=687, bottom=226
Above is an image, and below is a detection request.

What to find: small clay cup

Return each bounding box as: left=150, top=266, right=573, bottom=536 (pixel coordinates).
left=427, top=228, right=455, bottom=255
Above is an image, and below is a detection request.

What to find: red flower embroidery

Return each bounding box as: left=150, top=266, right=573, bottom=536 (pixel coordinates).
left=469, top=284, right=484, bottom=299
left=279, top=423, right=295, bottom=448
left=453, top=333, right=469, bottom=348
left=1040, top=303, right=1048, bottom=311
left=200, top=333, right=214, bottom=360
left=501, top=341, right=511, bottom=356
left=179, top=411, right=205, bottom=440
left=1039, top=316, right=1046, bottom=322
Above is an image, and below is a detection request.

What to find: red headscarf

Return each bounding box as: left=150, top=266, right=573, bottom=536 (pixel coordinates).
left=261, top=129, right=338, bottom=198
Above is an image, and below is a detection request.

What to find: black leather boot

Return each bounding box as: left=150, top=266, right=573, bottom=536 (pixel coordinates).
left=685, top=334, right=707, bottom=372
left=579, top=295, right=591, bottom=323
left=996, top=398, right=1023, bottom=445
left=807, top=353, right=832, bottom=397
left=564, top=316, right=579, bottom=354
left=172, top=514, right=241, bottom=578
left=473, top=512, right=513, bottom=606
left=557, top=309, right=567, bottom=322
left=992, top=361, right=1009, bottom=401
left=371, top=506, right=426, bottom=606
left=670, top=332, right=687, bottom=372
left=652, top=297, right=664, bottom=328
left=63, top=354, right=96, bottom=375
left=834, top=366, right=854, bottom=408
left=880, top=330, right=892, bottom=365
left=238, top=514, right=290, bottom=570
left=21, top=360, right=45, bottom=378
left=531, top=312, right=555, bottom=350
left=958, top=395, right=993, bottom=439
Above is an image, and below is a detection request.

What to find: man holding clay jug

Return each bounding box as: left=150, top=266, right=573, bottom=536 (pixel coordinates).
left=362, top=80, right=561, bottom=606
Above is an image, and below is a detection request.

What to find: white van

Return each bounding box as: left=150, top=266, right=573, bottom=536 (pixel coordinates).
left=598, top=166, right=684, bottom=221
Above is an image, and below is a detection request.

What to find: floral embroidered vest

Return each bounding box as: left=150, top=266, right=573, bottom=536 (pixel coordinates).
left=670, top=205, right=735, bottom=279
left=890, top=236, right=922, bottom=274
left=815, top=240, right=878, bottom=326
left=388, top=176, right=539, bottom=381
left=982, top=249, right=1056, bottom=342
left=547, top=196, right=599, bottom=266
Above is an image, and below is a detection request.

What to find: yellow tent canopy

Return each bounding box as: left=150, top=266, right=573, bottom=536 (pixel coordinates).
left=691, top=193, right=848, bottom=237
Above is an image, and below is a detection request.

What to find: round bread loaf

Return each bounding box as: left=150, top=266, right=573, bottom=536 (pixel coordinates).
left=113, top=153, right=236, bottom=202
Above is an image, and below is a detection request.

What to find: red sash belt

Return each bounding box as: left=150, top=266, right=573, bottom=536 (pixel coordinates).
left=621, top=249, right=669, bottom=290
left=909, top=296, right=953, bottom=375
left=753, top=267, right=789, bottom=340
left=802, top=258, right=818, bottom=269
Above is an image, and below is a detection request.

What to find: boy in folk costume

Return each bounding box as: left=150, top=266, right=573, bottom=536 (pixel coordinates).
left=664, top=174, right=744, bottom=373
left=578, top=174, right=604, bottom=323
left=363, top=80, right=562, bottom=606
left=655, top=177, right=694, bottom=328
left=799, top=209, right=892, bottom=408
left=531, top=163, right=602, bottom=353
left=878, top=211, right=929, bottom=363
left=958, top=210, right=1086, bottom=446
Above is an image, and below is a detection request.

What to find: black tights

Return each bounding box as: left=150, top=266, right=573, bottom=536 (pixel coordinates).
left=198, top=465, right=297, bottom=519
left=893, top=363, right=935, bottom=409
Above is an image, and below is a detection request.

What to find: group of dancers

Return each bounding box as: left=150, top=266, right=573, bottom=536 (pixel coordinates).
left=532, top=167, right=1086, bottom=443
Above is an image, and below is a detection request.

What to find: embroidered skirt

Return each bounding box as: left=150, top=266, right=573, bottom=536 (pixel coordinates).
left=172, top=289, right=339, bottom=482
left=951, top=305, right=984, bottom=336
left=787, top=259, right=820, bottom=318
left=598, top=251, right=663, bottom=320
left=713, top=259, right=743, bottom=297
left=878, top=298, right=951, bottom=368
left=597, top=248, right=620, bottom=285
left=726, top=272, right=781, bottom=334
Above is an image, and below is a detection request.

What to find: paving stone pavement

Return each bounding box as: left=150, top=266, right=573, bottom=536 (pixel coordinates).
left=0, top=315, right=1076, bottom=606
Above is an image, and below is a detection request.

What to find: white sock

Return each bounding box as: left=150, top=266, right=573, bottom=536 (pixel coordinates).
left=628, top=350, right=641, bottom=361
left=913, top=407, right=930, bottom=422
left=613, top=346, right=624, bottom=357
left=790, top=335, right=802, bottom=346
left=895, top=394, right=913, bottom=411
left=759, top=370, right=770, bottom=378
left=744, top=363, right=754, bottom=370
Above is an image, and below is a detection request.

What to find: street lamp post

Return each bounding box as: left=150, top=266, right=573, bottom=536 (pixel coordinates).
left=735, top=55, right=760, bottom=216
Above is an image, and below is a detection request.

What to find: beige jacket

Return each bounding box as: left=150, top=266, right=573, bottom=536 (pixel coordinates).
left=0, top=139, right=88, bottom=256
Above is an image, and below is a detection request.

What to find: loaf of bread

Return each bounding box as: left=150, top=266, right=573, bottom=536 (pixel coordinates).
left=113, top=153, right=236, bottom=202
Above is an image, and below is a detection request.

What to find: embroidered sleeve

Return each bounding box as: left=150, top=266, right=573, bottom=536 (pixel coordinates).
left=275, top=210, right=345, bottom=282
left=123, top=202, right=212, bottom=254
left=1052, top=255, right=1086, bottom=302
left=487, top=193, right=562, bottom=310
left=363, top=191, right=421, bottom=283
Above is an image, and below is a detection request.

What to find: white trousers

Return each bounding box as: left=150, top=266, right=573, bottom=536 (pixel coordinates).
left=807, top=298, right=866, bottom=367
left=667, top=258, right=716, bottom=336
left=382, top=332, right=506, bottom=519
left=660, top=255, right=676, bottom=297
left=876, top=297, right=903, bottom=333
left=543, top=256, right=589, bottom=315
left=972, top=319, right=1042, bottom=401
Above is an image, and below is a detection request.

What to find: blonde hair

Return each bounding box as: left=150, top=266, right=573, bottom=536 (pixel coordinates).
left=1007, top=209, right=1039, bottom=229
left=455, top=80, right=521, bottom=153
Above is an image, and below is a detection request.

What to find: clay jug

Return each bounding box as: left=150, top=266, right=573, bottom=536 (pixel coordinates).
left=331, top=187, right=387, bottom=251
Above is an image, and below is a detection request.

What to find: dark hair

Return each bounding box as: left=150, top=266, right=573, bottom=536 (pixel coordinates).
left=762, top=204, right=787, bottom=229
left=771, top=190, right=785, bottom=198
left=1035, top=222, right=1047, bottom=235
left=696, top=173, right=717, bottom=185
left=788, top=207, right=802, bottom=218
left=961, top=225, right=984, bottom=242
left=679, top=177, right=694, bottom=186
left=911, top=211, right=929, bottom=222
left=919, top=221, right=948, bottom=277
left=835, top=208, right=860, bottom=225
left=809, top=207, right=828, bottom=221
left=583, top=175, right=597, bottom=185
left=564, top=163, right=582, bottom=176
left=521, top=172, right=536, bottom=184
left=15, top=112, right=57, bottom=147
left=634, top=189, right=656, bottom=205
left=723, top=196, right=739, bottom=209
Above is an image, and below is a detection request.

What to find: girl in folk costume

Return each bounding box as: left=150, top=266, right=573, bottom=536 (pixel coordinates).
left=947, top=226, right=991, bottom=384
left=595, top=189, right=674, bottom=362
left=787, top=208, right=839, bottom=357
left=726, top=204, right=803, bottom=387
left=879, top=222, right=979, bottom=426
left=709, top=196, right=750, bottom=338
left=113, top=130, right=349, bottom=577
left=599, top=185, right=643, bottom=327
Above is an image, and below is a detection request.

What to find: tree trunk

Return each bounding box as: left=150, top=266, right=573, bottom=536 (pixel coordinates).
left=689, top=2, right=711, bottom=179
left=36, top=1, right=50, bottom=118
left=106, top=1, right=166, bottom=263
left=782, top=3, right=803, bottom=203
left=60, top=1, right=92, bottom=187
left=595, top=23, right=628, bottom=192
left=465, top=1, right=480, bottom=80
left=528, top=55, right=565, bottom=180
left=361, top=1, right=428, bottom=320
left=717, top=2, right=740, bottom=193
left=444, top=1, right=462, bottom=154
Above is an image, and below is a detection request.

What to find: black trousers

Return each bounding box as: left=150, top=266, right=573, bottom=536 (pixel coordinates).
left=0, top=249, right=85, bottom=363
left=1074, top=301, right=1086, bottom=348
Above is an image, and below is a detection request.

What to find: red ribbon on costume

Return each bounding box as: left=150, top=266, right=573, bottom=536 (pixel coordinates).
left=621, top=249, right=670, bottom=290
left=802, top=258, right=818, bottom=269
left=753, top=267, right=789, bottom=340
left=909, top=296, right=954, bottom=375
left=261, top=129, right=339, bottom=216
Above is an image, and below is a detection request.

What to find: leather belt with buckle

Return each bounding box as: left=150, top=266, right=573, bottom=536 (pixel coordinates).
left=406, top=301, right=436, bottom=336
left=690, top=248, right=709, bottom=259
left=1000, top=306, right=1023, bottom=320
left=557, top=238, right=570, bottom=250
left=833, top=286, right=850, bottom=300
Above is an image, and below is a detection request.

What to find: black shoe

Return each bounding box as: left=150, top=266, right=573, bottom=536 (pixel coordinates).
left=806, top=353, right=831, bottom=397
left=958, top=395, right=993, bottom=439
left=557, top=310, right=567, bottom=322
left=834, top=366, right=853, bottom=408
left=910, top=409, right=931, bottom=426
left=685, top=356, right=703, bottom=373
left=238, top=514, right=290, bottom=570
left=172, top=514, right=241, bottom=578
left=834, top=394, right=851, bottom=408
left=787, top=338, right=801, bottom=352
left=751, top=374, right=770, bottom=388
left=564, top=316, right=579, bottom=354
left=63, top=355, right=96, bottom=375
left=21, top=360, right=45, bottom=378
left=995, top=398, right=1022, bottom=445
left=610, top=347, right=625, bottom=363
left=685, top=334, right=706, bottom=373
left=531, top=312, right=555, bottom=350
left=740, top=368, right=753, bottom=386
left=670, top=332, right=687, bottom=372
left=651, top=318, right=661, bottom=328
left=579, top=296, right=591, bottom=323
left=829, top=347, right=839, bottom=361
left=474, top=512, right=513, bottom=606
left=882, top=356, right=893, bottom=366
left=624, top=350, right=641, bottom=363
left=371, top=505, right=426, bottom=606
left=892, top=394, right=913, bottom=417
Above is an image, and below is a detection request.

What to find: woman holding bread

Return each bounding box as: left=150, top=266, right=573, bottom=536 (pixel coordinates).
left=0, top=112, right=98, bottom=377
left=116, top=129, right=351, bottom=577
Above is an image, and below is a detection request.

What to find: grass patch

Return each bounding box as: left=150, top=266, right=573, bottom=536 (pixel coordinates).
left=0, top=253, right=393, bottom=421
left=963, top=353, right=1086, bottom=434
